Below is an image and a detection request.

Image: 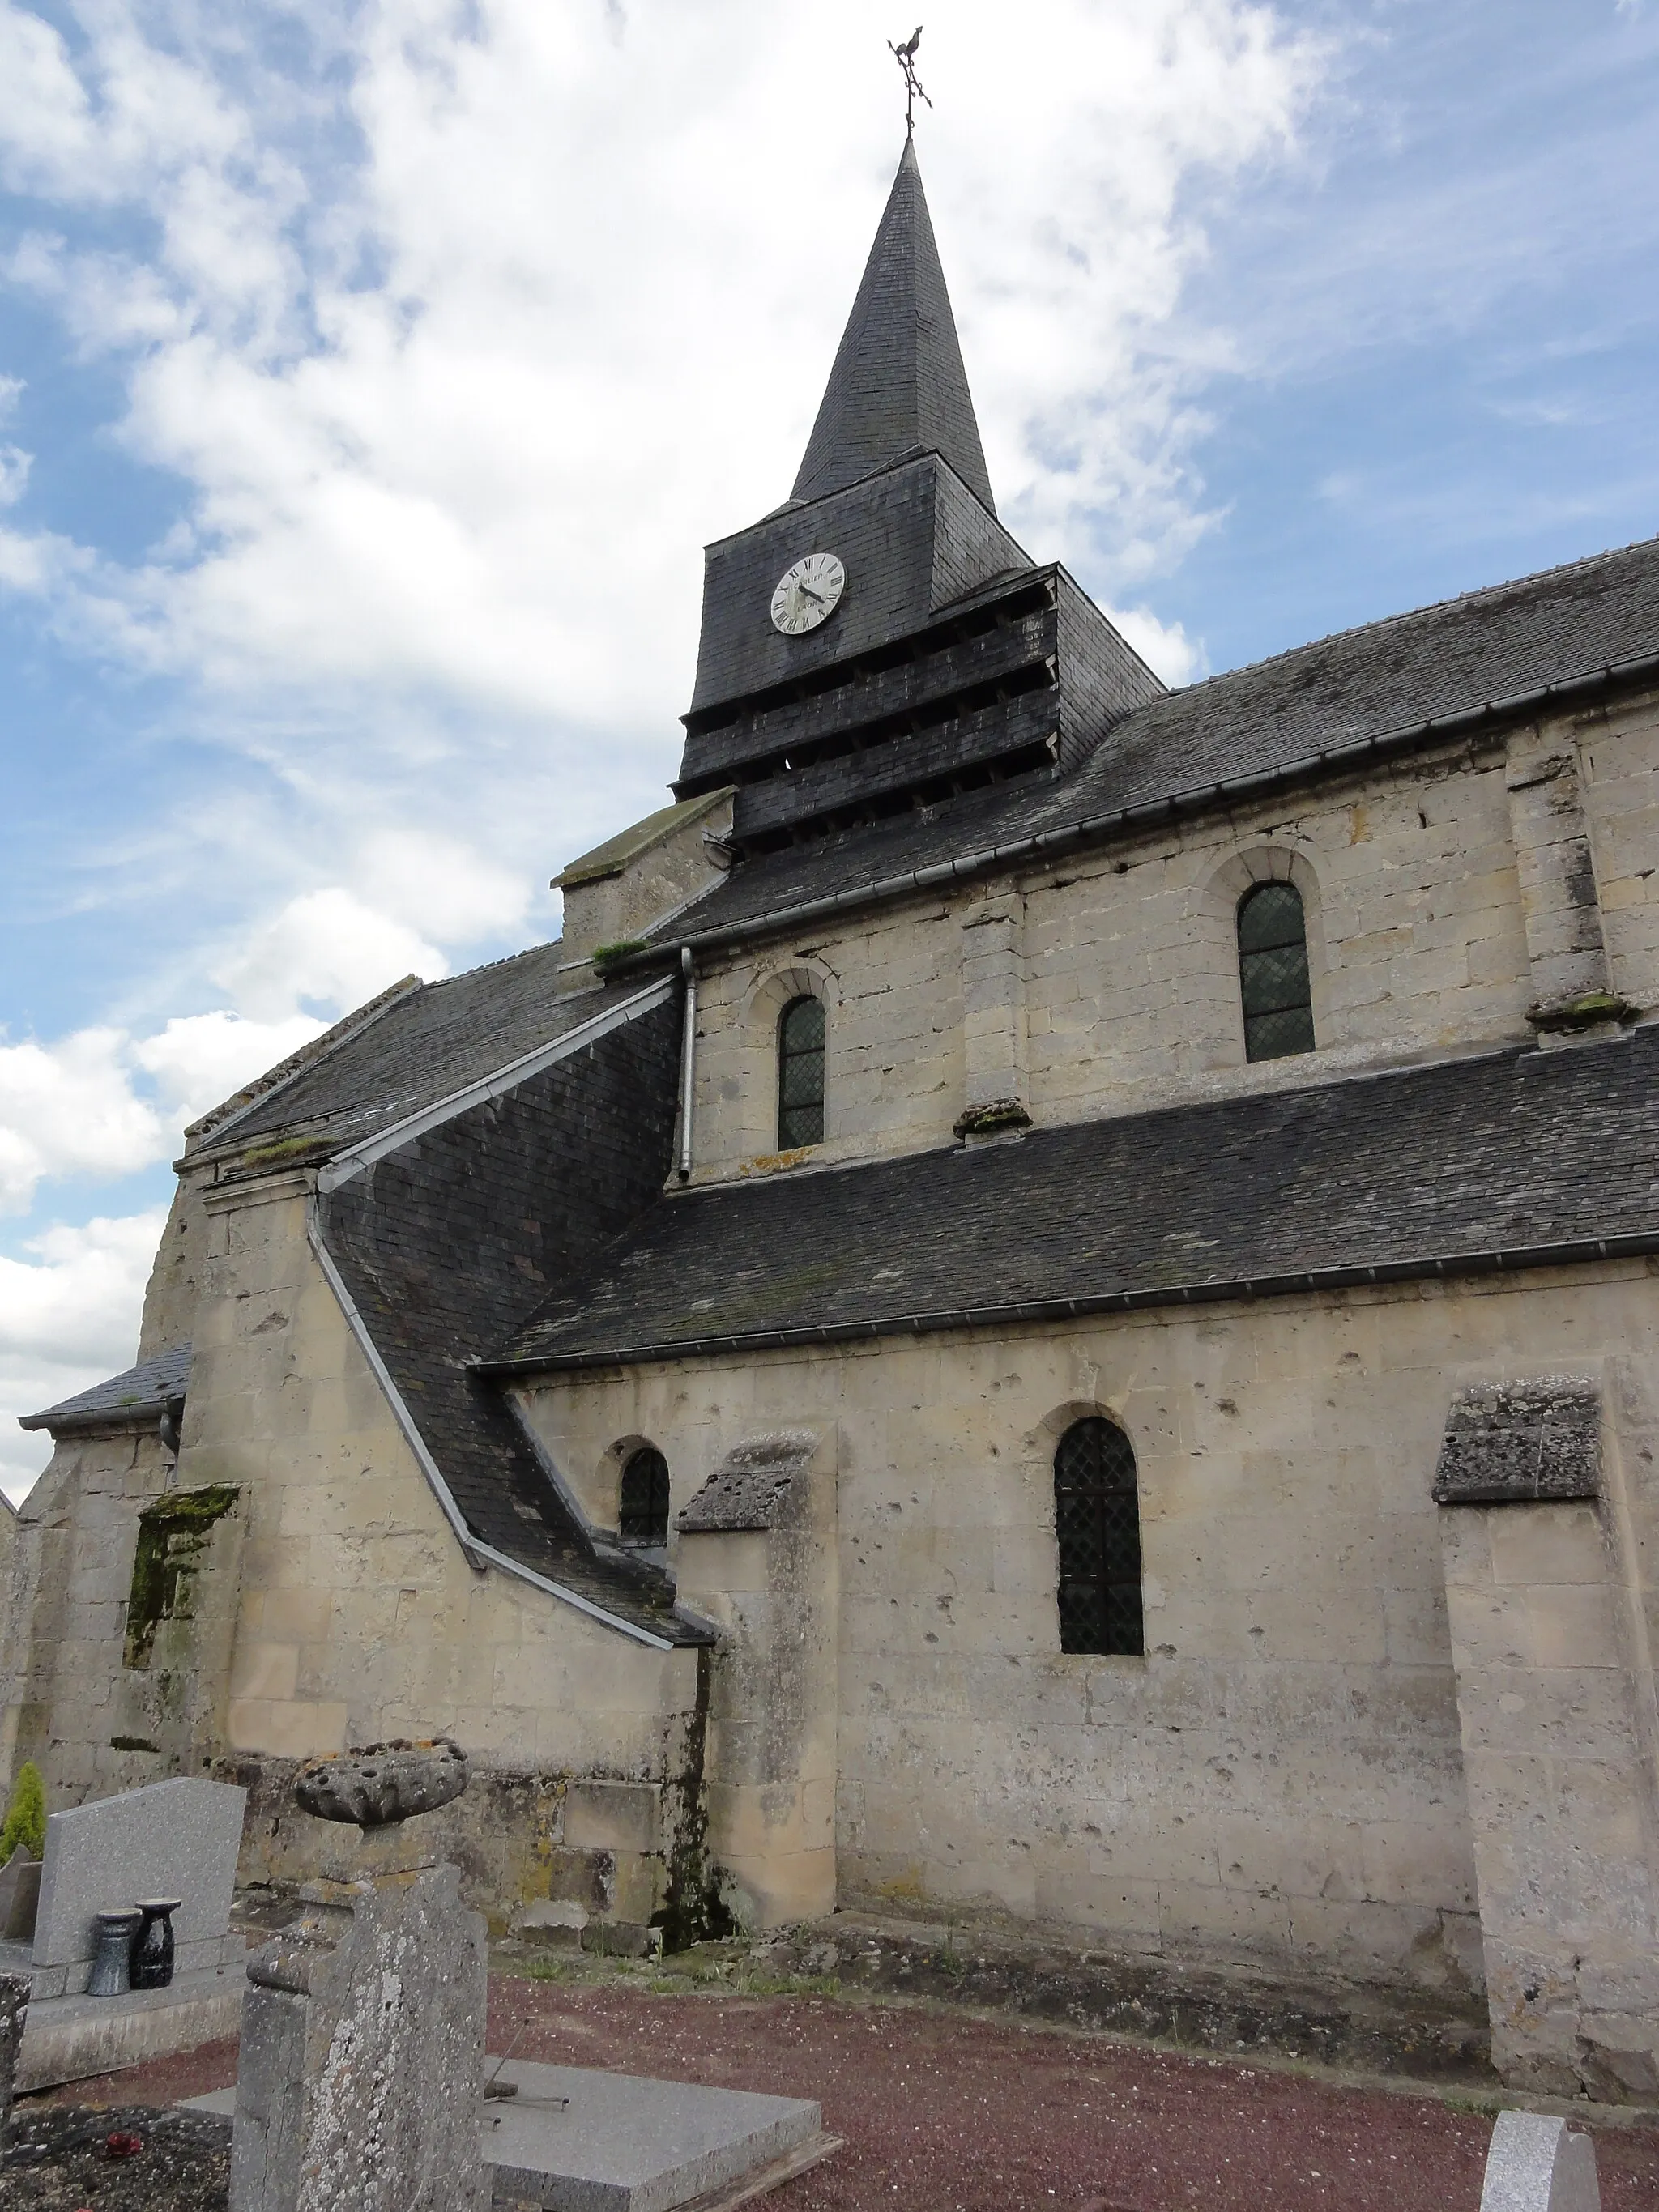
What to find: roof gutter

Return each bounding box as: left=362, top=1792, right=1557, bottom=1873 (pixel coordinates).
left=611, top=647, right=1659, bottom=972
left=480, top=1224, right=1659, bottom=1377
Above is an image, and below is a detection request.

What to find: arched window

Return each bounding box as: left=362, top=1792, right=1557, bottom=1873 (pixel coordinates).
left=618, top=1447, right=671, bottom=1547
left=1053, top=1417, right=1144, bottom=1656
left=1237, top=881, right=1315, bottom=1063
left=777, top=995, right=825, bottom=1148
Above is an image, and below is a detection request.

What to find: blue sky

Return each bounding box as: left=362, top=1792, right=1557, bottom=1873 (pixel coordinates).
left=0, top=0, right=1656, bottom=1494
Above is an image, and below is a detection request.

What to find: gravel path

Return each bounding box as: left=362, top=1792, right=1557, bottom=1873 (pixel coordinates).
left=15, top=1975, right=1659, bottom=2212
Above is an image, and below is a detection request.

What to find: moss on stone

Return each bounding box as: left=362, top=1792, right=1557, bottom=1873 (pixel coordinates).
left=123, top=1485, right=241, bottom=1671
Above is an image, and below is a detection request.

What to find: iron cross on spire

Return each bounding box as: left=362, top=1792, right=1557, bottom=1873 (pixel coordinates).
left=889, top=25, right=932, bottom=135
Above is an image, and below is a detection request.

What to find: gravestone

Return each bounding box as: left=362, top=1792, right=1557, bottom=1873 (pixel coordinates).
left=30, top=1776, right=246, bottom=1998
left=0, top=1850, right=39, bottom=1941
left=230, top=1738, right=488, bottom=2212
left=1480, top=2111, right=1601, bottom=2212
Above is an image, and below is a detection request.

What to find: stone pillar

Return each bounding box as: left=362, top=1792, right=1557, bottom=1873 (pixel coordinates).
left=1435, top=1378, right=1659, bottom=2100
left=231, top=1739, right=487, bottom=2212
left=232, top=1860, right=488, bottom=2212
left=675, top=1433, right=838, bottom=1929
left=957, top=893, right=1030, bottom=1136
left=1505, top=730, right=1627, bottom=1037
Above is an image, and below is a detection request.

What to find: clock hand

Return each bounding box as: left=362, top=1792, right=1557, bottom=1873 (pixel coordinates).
left=796, top=581, right=826, bottom=605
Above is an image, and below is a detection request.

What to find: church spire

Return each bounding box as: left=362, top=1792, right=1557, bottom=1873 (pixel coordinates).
left=790, top=139, right=996, bottom=516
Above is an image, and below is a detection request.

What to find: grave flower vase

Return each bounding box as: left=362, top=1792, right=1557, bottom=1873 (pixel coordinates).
left=130, top=1897, right=181, bottom=1989
left=87, top=1908, right=143, bottom=1997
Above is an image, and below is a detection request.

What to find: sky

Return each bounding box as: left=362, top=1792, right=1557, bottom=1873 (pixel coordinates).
left=0, top=0, right=1657, bottom=1499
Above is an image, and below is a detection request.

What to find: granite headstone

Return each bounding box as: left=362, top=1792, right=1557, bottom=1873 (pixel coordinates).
left=1479, top=2112, right=1601, bottom=2212
left=32, top=1776, right=246, bottom=1997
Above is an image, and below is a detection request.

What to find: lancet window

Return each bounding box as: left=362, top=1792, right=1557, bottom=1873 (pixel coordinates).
left=1237, top=881, right=1315, bottom=1062
left=618, top=1447, right=671, bottom=1548
left=1053, top=1417, right=1145, bottom=1656
left=777, top=995, right=826, bottom=1149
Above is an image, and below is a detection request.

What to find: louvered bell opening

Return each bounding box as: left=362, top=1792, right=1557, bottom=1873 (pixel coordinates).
left=1053, top=1417, right=1144, bottom=1656
left=1238, top=882, right=1315, bottom=1063
left=778, top=995, right=825, bottom=1149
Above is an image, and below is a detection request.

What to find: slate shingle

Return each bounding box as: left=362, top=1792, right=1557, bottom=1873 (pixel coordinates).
left=488, top=1029, right=1659, bottom=1373
left=22, top=1344, right=192, bottom=1432
left=659, top=535, right=1659, bottom=947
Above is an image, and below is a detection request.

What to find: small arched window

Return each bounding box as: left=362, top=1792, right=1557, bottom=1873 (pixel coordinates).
left=1237, top=881, right=1315, bottom=1063
left=1054, top=1417, right=1144, bottom=1656
left=618, top=1447, right=671, bottom=1547
left=777, top=995, right=825, bottom=1149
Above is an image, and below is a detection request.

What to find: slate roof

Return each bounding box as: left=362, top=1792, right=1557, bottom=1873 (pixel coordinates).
left=22, top=1344, right=192, bottom=1433
left=488, top=1026, right=1659, bottom=1373
left=198, top=941, right=599, bottom=1155
left=314, top=988, right=712, bottom=1644
left=650, top=534, right=1659, bottom=949
left=791, top=139, right=996, bottom=515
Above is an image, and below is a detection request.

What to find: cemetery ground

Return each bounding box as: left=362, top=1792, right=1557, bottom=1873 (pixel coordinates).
left=6, top=1941, right=1659, bottom=2211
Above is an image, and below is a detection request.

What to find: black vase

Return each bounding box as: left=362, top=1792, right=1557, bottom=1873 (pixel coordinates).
left=130, top=1897, right=181, bottom=1990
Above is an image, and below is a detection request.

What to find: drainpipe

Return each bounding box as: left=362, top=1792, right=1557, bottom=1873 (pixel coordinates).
left=677, top=946, right=697, bottom=1183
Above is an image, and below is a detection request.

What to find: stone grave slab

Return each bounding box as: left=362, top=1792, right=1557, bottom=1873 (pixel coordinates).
left=32, top=1775, right=247, bottom=1997
left=186, top=2062, right=833, bottom=2212
left=479, top=2061, right=828, bottom=2212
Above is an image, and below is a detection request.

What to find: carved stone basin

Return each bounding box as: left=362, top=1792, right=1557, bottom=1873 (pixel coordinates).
left=294, top=1737, right=468, bottom=1828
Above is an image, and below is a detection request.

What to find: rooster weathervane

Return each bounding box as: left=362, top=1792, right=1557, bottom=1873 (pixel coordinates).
left=889, top=26, right=932, bottom=135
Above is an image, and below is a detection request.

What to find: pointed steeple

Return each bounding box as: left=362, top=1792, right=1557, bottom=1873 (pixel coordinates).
left=791, top=139, right=996, bottom=516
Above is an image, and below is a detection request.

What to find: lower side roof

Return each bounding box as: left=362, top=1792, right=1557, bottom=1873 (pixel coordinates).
left=490, top=1025, right=1659, bottom=1374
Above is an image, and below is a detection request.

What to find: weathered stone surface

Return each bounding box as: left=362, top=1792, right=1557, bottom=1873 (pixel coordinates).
left=229, top=1860, right=488, bottom=2212
left=0, top=1970, right=28, bottom=2146
left=1478, top=2111, right=1600, bottom=2212
left=293, top=1738, right=468, bottom=1828
left=1434, top=1379, right=1602, bottom=1505
left=32, top=1777, right=246, bottom=1988
left=678, top=1434, right=817, bottom=1533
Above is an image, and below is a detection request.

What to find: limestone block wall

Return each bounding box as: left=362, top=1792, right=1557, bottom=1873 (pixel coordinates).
left=518, top=1261, right=1659, bottom=2005
left=0, top=1423, right=203, bottom=1802
left=173, top=1169, right=697, bottom=1771
left=682, top=700, right=1659, bottom=1184
left=6, top=1163, right=705, bottom=1929
left=1582, top=688, right=1659, bottom=1012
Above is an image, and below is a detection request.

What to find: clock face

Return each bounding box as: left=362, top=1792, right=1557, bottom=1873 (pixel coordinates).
left=770, top=552, right=846, bottom=637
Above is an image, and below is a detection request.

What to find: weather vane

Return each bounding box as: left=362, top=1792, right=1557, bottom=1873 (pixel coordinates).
left=889, top=26, right=932, bottom=136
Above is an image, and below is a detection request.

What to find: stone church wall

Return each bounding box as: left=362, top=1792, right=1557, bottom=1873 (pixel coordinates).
left=684, top=692, right=1659, bottom=1185
left=10, top=1163, right=703, bottom=1939
left=518, top=1259, right=1659, bottom=2022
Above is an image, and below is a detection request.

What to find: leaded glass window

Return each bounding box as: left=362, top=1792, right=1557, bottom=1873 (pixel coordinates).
left=778, top=995, right=825, bottom=1148
left=1237, top=880, right=1315, bottom=1063
left=1053, top=1417, right=1144, bottom=1656
left=619, top=1447, right=670, bottom=1546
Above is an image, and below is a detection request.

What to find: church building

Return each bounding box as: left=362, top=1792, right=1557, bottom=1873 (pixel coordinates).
left=7, top=139, right=1659, bottom=2102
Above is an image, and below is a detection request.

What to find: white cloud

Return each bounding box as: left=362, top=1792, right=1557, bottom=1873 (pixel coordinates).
left=0, top=1209, right=166, bottom=1502
left=132, top=1009, right=328, bottom=1132
left=207, top=887, right=445, bottom=1024
left=0, top=0, right=1326, bottom=730
left=0, top=1028, right=164, bottom=1211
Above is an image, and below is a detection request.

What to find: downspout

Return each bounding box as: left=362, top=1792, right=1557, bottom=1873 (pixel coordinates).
left=677, top=945, right=697, bottom=1183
